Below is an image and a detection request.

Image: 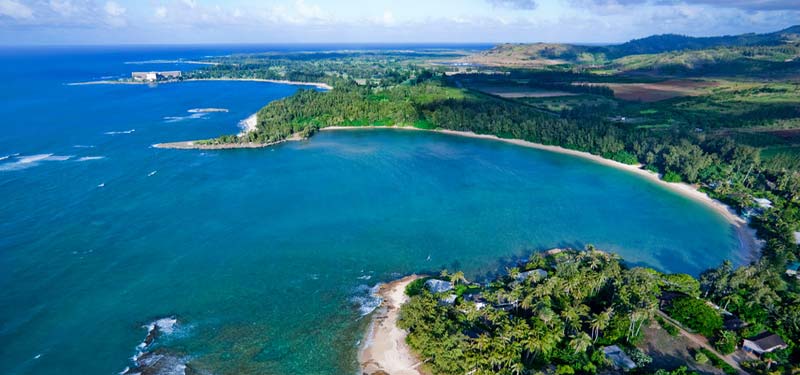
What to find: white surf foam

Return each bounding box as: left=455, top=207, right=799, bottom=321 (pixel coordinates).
left=0, top=154, right=73, bottom=171
left=351, top=284, right=383, bottom=317
left=105, top=129, right=136, bottom=135
left=76, top=156, right=105, bottom=162
left=188, top=108, right=228, bottom=113
left=163, top=113, right=208, bottom=123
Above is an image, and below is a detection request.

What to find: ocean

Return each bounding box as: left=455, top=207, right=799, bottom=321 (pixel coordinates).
left=0, top=45, right=744, bottom=374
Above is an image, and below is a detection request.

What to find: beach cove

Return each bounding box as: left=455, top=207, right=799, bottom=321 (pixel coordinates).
left=0, top=46, right=756, bottom=375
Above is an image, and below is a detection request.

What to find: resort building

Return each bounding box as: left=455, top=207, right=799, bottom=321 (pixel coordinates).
left=424, top=279, right=454, bottom=294
left=131, top=71, right=182, bottom=82
left=602, top=345, right=636, bottom=370
left=742, top=332, right=788, bottom=355
left=132, top=72, right=158, bottom=81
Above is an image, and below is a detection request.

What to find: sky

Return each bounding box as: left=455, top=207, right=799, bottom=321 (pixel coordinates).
left=0, top=0, right=798, bottom=45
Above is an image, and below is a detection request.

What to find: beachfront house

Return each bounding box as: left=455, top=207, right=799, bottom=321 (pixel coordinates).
left=602, top=345, right=636, bottom=370
left=424, top=279, right=454, bottom=294
left=131, top=71, right=182, bottom=82
left=742, top=332, right=788, bottom=355
left=158, top=71, right=181, bottom=80
left=132, top=72, right=158, bottom=81
left=514, top=269, right=548, bottom=283
left=754, top=198, right=773, bottom=209
left=786, top=262, right=800, bottom=279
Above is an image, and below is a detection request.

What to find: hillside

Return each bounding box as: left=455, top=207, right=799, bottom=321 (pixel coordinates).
left=462, top=25, right=800, bottom=69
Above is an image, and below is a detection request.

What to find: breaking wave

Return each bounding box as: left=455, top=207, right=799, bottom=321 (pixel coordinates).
left=350, top=283, right=383, bottom=317
left=105, top=129, right=136, bottom=135
left=0, top=154, right=72, bottom=171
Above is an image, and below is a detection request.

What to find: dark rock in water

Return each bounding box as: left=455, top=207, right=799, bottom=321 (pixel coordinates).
left=121, top=316, right=190, bottom=375
left=127, top=349, right=189, bottom=375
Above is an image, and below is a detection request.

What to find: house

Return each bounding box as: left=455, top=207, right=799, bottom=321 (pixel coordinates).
left=602, top=345, right=636, bottom=370
left=723, top=314, right=747, bottom=331
left=754, top=198, right=773, bottom=210
left=514, top=269, right=548, bottom=282
left=742, top=332, right=788, bottom=355
left=131, top=71, right=182, bottom=82
left=786, top=262, right=800, bottom=279
left=158, top=71, right=181, bottom=79
left=793, top=231, right=800, bottom=245
left=132, top=72, right=158, bottom=81
left=424, top=279, right=453, bottom=294
left=439, top=294, right=457, bottom=306
left=464, top=293, right=488, bottom=310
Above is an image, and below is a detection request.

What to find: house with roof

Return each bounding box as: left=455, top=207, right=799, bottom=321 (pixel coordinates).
left=514, top=269, right=548, bottom=283
left=787, top=262, right=800, bottom=279
left=742, top=332, right=788, bottom=355
left=424, top=279, right=454, bottom=294
left=602, top=345, right=636, bottom=370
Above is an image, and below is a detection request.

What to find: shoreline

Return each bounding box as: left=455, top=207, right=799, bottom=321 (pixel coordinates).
left=320, top=126, right=761, bottom=262
left=359, top=275, right=426, bottom=375
left=67, top=78, right=333, bottom=90
left=153, top=134, right=303, bottom=150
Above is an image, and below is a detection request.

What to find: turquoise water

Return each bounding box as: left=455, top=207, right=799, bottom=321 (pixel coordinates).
left=1, top=47, right=743, bottom=375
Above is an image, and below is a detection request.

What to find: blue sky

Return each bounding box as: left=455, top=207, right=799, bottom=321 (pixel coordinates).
left=1, top=0, right=798, bottom=45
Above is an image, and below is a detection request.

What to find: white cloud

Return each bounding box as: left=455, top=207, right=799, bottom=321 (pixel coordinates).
left=181, top=0, right=197, bottom=9
left=104, top=1, right=125, bottom=17
left=49, top=0, right=77, bottom=16
left=0, top=0, right=34, bottom=20
left=155, top=6, right=167, bottom=19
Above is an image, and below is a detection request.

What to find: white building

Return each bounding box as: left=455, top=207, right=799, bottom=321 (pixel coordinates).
left=514, top=269, right=548, bottom=282
left=742, top=332, right=788, bottom=355
left=424, top=279, right=454, bottom=294
left=132, top=72, right=158, bottom=82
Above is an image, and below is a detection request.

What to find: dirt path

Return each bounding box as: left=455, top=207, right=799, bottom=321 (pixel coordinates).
left=656, top=311, right=749, bottom=374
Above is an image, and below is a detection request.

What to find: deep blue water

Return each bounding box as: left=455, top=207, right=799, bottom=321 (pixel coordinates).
left=0, top=46, right=743, bottom=375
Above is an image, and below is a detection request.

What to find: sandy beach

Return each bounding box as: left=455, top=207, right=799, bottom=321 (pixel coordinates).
left=68, top=78, right=333, bottom=90
left=321, top=126, right=762, bottom=260
left=359, top=275, right=426, bottom=375
left=239, top=113, right=258, bottom=136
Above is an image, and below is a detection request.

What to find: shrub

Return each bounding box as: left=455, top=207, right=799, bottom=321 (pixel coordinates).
left=665, top=297, right=723, bottom=337
left=405, top=277, right=431, bottom=296
left=663, top=171, right=683, bottom=183
left=694, top=351, right=709, bottom=364
left=714, top=330, right=738, bottom=355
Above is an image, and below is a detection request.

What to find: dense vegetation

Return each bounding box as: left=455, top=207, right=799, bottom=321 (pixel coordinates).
left=185, top=27, right=800, bottom=373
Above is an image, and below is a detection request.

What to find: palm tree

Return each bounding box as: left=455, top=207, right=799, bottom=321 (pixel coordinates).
left=569, top=332, right=593, bottom=353
left=449, top=270, right=467, bottom=285
left=590, top=307, right=613, bottom=342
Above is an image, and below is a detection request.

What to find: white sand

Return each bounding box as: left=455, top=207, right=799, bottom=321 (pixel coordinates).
left=322, top=126, right=761, bottom=260
left=359, top=275, right=426, bottom=375
left=239, top=113, right=258, bottom=136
